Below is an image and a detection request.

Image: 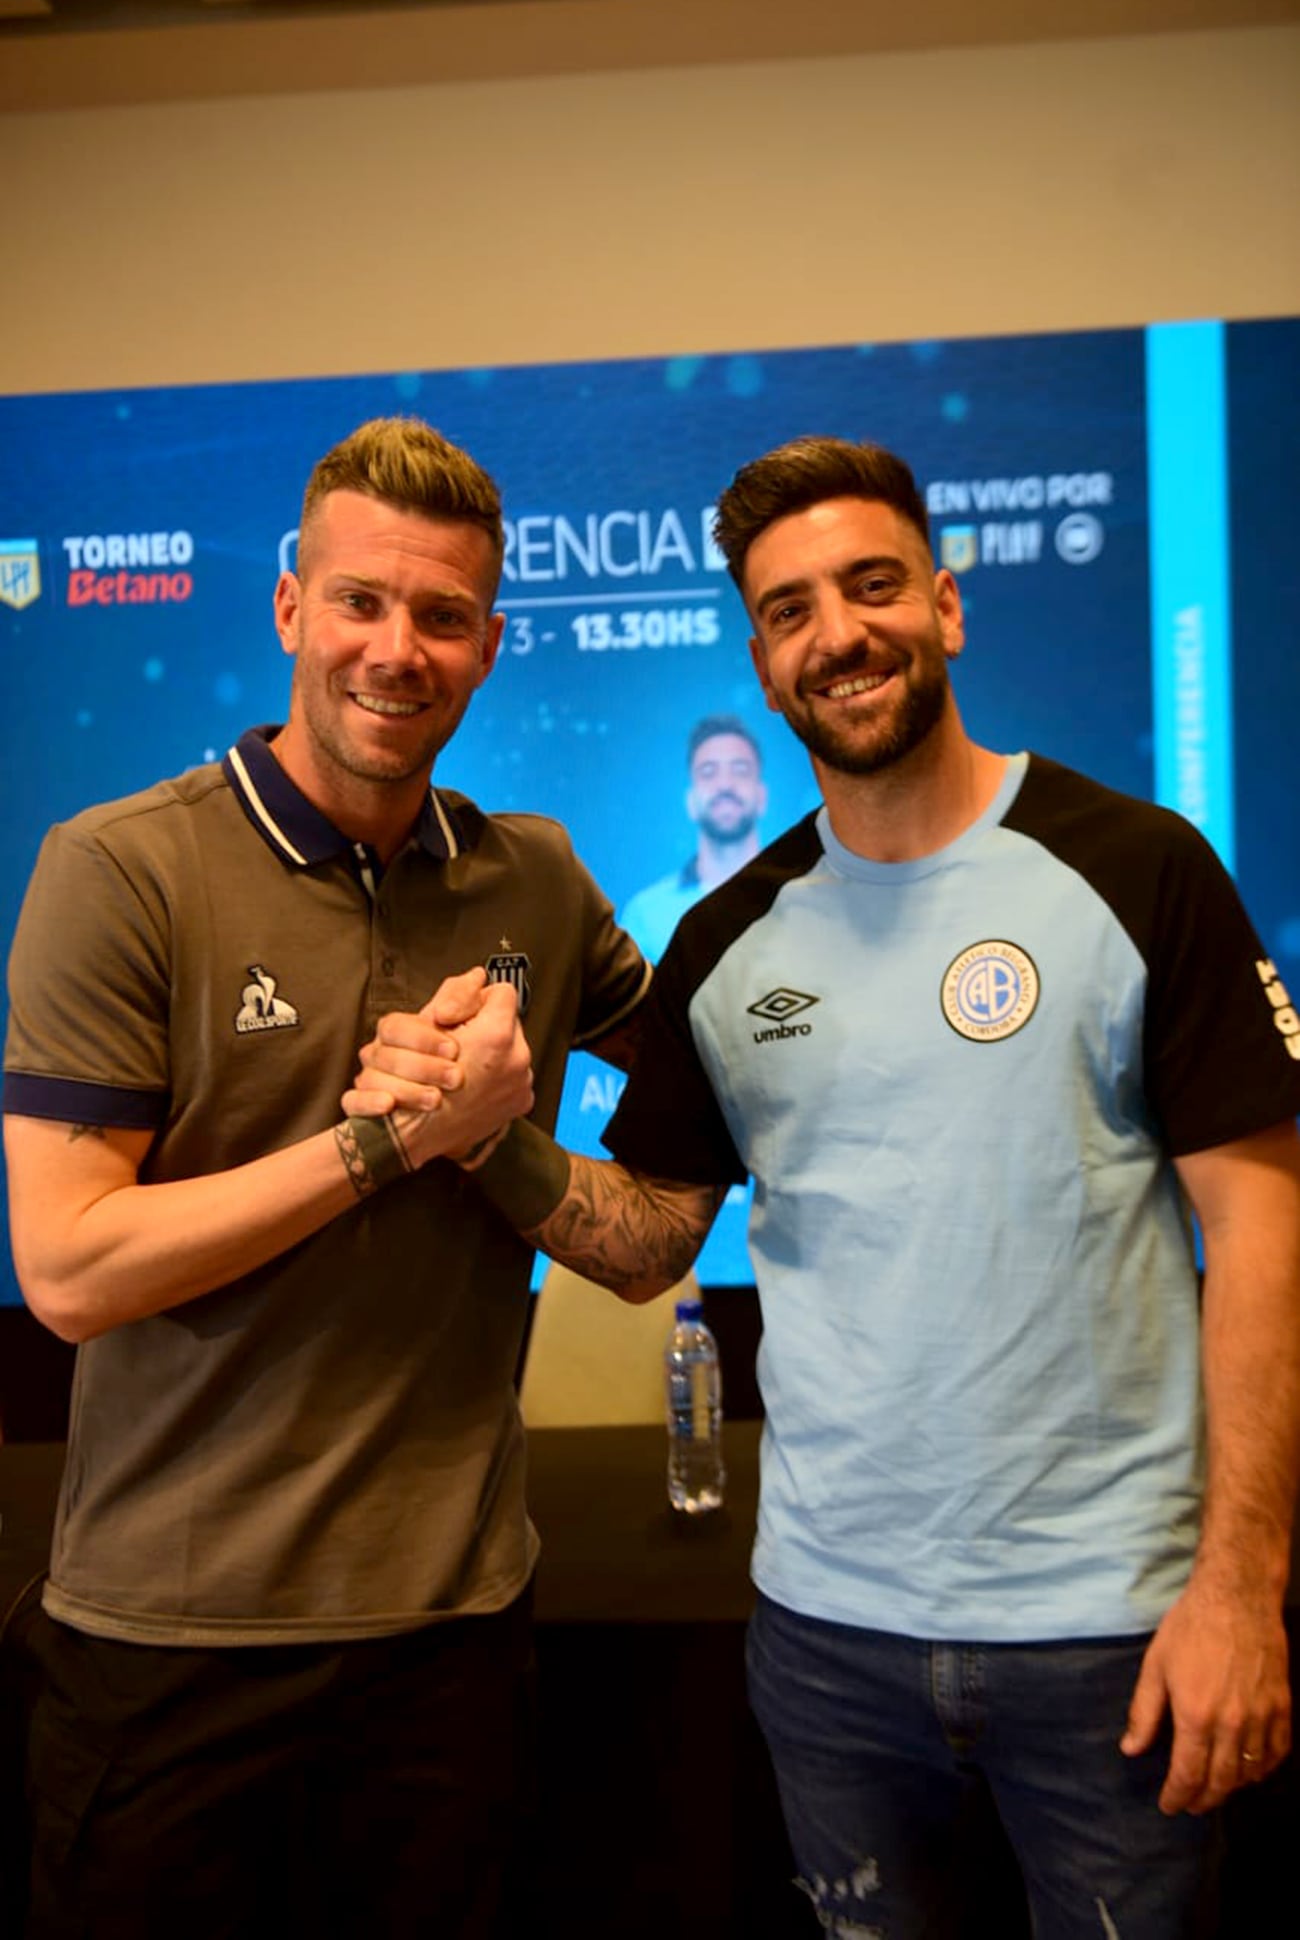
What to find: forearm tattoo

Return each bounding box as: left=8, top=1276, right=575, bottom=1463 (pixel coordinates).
left=335, top=1118, right=379, bottom=1199
left=335, top=1114, right=416, bottom=1200
left=537, top=1158, right=723, bottom=1294
left=466, top=1119, right=720, bottom=1290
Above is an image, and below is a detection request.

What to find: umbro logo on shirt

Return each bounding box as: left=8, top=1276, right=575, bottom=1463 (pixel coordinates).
left=748, top=987, right=819, bottom=1044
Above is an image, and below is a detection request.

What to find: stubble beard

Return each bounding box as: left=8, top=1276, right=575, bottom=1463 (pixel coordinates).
left=785, top=653, right=950, bottom=779
left=298, top=668, right=466, bottom=791
left=310, top=708, right=444, bottom=787
left=697, top=799, right=760, bottom=847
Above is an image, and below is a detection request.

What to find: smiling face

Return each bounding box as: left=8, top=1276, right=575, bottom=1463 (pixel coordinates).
left=743, top=496, right=964, bottom=781
left=687, top=732, right=767, bottom=845
left=272, top=489, right=504, bottom=841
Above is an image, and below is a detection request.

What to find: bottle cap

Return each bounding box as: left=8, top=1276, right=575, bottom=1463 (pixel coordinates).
left=674, top=1298, right=704, bottom=1321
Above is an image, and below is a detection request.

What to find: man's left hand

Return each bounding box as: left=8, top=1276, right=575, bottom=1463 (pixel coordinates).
left=1120, top=1573, right=1291, bottom=1813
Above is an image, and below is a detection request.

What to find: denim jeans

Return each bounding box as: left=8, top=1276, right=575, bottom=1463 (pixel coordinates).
left=746, top=1591, right=1219, bottom=1940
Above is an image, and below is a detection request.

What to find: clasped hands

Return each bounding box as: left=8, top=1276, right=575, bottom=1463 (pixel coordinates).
left=343, top=968, right=533, bottom=1170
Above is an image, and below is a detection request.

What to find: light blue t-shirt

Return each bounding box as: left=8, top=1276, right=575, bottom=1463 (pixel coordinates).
left=606, top=754, right=1300, bottom=1641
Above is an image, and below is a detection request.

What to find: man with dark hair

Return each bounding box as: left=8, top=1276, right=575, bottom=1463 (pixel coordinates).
left=3, top=415, right=649, bottom=1938
left=357, top=434, right=1300, bottom=1937
left=620, top=713, right=768, bottom=960
left=709, top=432, right=932, bottom=573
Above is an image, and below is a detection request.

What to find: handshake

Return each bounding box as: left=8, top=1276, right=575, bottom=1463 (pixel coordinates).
left=343, top=967, right=534, bottom=1175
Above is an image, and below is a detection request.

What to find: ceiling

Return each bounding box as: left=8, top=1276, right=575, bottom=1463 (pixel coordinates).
left=2, top=0, right=1297, bottom=112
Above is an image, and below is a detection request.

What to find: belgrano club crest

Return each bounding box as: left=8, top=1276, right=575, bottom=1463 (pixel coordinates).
left=486, top=940, right=532, bottom=1015
left=941, top=940, right=1040, bottom=1043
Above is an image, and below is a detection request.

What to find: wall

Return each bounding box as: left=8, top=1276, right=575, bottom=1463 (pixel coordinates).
left=3, top=24, right=1298, bottom=396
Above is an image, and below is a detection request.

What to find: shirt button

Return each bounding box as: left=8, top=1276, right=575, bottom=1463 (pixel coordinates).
left=381, top=956, right=396, bottom=977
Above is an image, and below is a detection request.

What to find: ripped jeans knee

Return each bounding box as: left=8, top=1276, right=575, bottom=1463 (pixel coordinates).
left=796, top=1858, right=884, bottom=1939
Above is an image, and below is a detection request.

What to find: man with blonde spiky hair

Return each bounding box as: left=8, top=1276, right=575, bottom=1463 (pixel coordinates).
left=295, top=414, right=506, bottom=581
left=4, top=416, right=648, bottom=1937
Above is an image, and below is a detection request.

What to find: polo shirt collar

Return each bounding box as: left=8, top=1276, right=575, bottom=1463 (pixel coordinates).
left=222, top=725, right=461, bottom=868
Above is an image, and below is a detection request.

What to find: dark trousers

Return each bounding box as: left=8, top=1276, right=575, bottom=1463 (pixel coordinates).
left=13, top=1585, right=535, bottom=1940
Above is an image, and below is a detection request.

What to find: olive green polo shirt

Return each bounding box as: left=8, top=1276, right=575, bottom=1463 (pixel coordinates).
left=4, top=727, right=649, bottom=1645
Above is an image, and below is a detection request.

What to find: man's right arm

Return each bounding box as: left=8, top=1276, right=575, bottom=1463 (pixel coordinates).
left=466, top=1119, right=725, bottom=1303
left=343, top=1035, right=724, bottom=1301
left=5, top=977, right=533, bottom=1344
left=347, top=967, right=729, bottom=1300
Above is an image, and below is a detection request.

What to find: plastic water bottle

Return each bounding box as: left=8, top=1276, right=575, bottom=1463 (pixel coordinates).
left=665, top=1297, right=725, bottom=1514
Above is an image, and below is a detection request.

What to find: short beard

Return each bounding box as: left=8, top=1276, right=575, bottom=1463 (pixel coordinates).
left=787, top=658, right=949, bottom=778
left=308, top=716, right=440, bottom=787
left=697, top=805, right=759, bottom=846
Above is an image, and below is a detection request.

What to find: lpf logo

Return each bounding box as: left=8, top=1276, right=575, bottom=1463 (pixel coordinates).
left=940, top=526, right=978, bottom=573
left=0, top=540, right=41, bottom=612
left=941, top=940, right=1040, bottom=1043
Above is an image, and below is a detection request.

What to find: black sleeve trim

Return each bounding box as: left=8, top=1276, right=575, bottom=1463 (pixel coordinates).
left=572, top=956, right=653, bottom=1047
left=1005, top=757, right=1300, bottom=1153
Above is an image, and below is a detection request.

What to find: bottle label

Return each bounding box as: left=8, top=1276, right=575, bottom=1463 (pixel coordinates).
left=691, top=1372, right=711, bottom=1440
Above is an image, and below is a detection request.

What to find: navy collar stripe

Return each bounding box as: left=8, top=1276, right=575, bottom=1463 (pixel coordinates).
left=225, top=741, right=310, bottom=866
left=221, top=726, right=457, bottom=867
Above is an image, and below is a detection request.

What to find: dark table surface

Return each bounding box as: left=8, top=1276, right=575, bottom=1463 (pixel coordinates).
left=9, top=1413, right=1299, bottom=1626
left=529, top=1419, right=761, bottom=1623
left=1, top=1421, right=763, bottom=1629
left=0, top=1421, right=796, bottom=1938
left=5, top=1424, right=1295, bottom=1940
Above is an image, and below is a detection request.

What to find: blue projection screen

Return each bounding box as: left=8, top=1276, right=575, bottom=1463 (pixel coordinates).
left=2, top=318, right=1297, bottom=1301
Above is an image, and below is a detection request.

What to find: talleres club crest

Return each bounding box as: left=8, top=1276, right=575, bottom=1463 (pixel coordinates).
left=486, top=940, right=532, bottom=1016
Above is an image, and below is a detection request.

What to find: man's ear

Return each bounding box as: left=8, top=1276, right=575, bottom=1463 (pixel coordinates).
left=935, top=569, right=965, bottom=661
left=476, top=612, right=506, bottom=686
left=273, top=572, right=302, bottom=658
